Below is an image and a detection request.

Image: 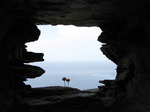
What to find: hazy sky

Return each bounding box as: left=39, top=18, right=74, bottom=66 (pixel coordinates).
left=26, top=25, right=109, bottom=62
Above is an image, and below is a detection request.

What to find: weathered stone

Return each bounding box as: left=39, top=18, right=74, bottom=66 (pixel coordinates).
left=12, top=86, right=113, bottom=112
left=0, top=0, right=149, bottom=112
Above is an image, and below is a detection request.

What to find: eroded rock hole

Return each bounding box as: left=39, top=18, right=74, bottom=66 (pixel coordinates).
left=4, top=19, right=45, bottom=90
left=25, top=25, right=116, bottom=90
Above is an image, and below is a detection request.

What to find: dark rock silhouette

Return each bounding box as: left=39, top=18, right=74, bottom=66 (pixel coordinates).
left=0, top=0, right=149, bottom=112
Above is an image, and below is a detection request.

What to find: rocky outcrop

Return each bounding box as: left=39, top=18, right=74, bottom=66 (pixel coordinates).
left=10, top=86, right=115, bottom=112
left=5, top=19, right=45, bottom=89
left=0, top=0, right=150, bottom=112
left=97, top=1, right=150, bottom=110
left=0, top=19, right=45, bottom=111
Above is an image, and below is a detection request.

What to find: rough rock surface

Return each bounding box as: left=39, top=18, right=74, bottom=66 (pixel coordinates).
left=14, top=87, right=106, bottom=112
left=0, top=0, right=150, bottom=112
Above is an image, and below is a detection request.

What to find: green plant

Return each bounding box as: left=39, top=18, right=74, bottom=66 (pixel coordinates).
left=62, top=77, right=67, bottom=86
left=66, top=78, right=70, bottom=87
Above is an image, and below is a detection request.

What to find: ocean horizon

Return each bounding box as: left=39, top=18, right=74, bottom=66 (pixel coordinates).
left=25, top=61, right=117, bottom=90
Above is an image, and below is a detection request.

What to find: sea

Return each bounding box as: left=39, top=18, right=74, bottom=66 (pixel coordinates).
left=25, top=62, right=117, bottom=90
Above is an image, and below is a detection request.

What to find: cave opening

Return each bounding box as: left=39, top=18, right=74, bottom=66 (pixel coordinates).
left=25, top=25, right=116, bottom=90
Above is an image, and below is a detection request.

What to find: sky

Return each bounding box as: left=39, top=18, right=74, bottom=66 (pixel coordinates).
left=26, top=25, right=110, bottom=62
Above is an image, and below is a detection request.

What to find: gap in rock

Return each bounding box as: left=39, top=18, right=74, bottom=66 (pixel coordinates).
left=25, top=25, right=116, bottom=90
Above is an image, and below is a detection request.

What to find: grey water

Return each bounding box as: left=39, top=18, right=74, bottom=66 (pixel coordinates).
left=25, top=61, right=116, bottom=90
